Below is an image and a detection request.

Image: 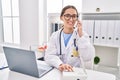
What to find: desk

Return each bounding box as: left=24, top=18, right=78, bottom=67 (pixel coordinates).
left=0, top=68, right=116, bottom=80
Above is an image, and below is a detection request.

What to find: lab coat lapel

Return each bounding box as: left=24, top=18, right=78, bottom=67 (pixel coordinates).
left=61, top=31, right=76, bottom=52
left=66, top=31, right=76, bottom=50
left=61, top=32, right=66, bottom=52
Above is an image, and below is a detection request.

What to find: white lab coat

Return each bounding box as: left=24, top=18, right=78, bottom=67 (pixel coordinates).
left=45, top=29, right=95, bottom=69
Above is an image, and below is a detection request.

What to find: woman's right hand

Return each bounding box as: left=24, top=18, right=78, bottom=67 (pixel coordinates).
left=58, top=64, right=73, bottom=72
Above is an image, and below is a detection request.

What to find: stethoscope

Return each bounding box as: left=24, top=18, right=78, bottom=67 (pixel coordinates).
left=59, top=28, right=87, bottom=74
left=59, top=28, right=78, bottom=58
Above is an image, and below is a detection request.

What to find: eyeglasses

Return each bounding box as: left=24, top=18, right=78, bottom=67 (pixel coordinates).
left=64, top=14, right=78, bottom=21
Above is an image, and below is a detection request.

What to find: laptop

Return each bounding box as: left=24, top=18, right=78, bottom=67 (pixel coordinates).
left=3, top=46, right=53, bottom=78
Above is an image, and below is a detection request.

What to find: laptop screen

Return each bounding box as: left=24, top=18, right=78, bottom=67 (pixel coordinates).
left=3, top=46, right=53, bottom=78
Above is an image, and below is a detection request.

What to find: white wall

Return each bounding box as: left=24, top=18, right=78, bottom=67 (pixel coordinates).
left=63, top=0, right=82, bottom=13
left=19, top=0, right=39, bottom=49
left=0, top=19, right=3, bottom=43
left=38, top=0, right=47, bottom=44
left=0, top=1, right=3, bottom=43
left=82, top=0, right=120, bottom=13
left=0, top=1, right=3, bottom=53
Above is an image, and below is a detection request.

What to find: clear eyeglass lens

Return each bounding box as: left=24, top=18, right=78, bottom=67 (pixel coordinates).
left=64, top=14, right=78, bottom=20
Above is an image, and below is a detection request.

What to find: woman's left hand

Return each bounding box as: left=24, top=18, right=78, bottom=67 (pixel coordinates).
left=77, top=20, right=83, bottom=37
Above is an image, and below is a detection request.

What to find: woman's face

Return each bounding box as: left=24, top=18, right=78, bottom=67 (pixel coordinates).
left=61, top=8, right=78, bottom=29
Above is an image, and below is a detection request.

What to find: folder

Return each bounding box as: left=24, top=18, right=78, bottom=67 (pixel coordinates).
left=106, top=20, right=115, bottom=45
left=82, top=20, right=94, bottom=44
left=51, top=23, right=58, bottom=33
left=82, top=20, right=88, bottom=33
left=54, top=23, right=58, bottom=31
left=51, top=23, right=59, bottom=33
left=87, top=20, right=94, bottom=44
left=100, top=20, right=108, bottom=44
left=114, top=20, right=120, bottom=46
left=94, top=20, right=101, bottom=44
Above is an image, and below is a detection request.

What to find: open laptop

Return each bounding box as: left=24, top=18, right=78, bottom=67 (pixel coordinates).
left=3, top=46, right=53, bottom=78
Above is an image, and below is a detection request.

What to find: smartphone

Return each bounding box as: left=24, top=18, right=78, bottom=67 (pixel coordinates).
left=74, top=21, right=78, bottom=31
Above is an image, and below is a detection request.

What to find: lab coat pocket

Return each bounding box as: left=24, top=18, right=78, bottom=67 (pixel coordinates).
left=67, top=56, right=78, bottom=65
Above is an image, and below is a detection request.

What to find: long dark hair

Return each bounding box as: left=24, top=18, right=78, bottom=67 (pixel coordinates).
left=60, top=5, right=78, bottom=17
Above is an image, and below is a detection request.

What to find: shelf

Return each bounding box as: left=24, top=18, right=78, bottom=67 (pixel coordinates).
left=94, top=65, right=119, bottom=74
left=94, top=43, right=120, bottom=48
left=47, top=13, right=60, bottom=17
left=82, top=12, right=120, bottom=15
left=82, top=12, right=120, bottom=20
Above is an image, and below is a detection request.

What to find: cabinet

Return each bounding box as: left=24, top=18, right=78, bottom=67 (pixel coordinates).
left=82, top=0, right=120, bottom=13
left=82, top=12, right=120, bottom=69
left=47, top=13, right=62, bottom=41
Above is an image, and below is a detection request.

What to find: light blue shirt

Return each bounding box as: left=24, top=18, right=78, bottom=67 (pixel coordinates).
left=62, top=32, right=72, bottom=47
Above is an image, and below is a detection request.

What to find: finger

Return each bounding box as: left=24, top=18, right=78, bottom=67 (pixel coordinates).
left=67, top=66, right=73, bottom=72
left=58, top=66, right=63, bottom=71
left=77, top=21, right=82, bottom=26
left=77, top=23, right=82, bottom=27
left=62, top=64, right=69, bottom=71
left=58, top=64, right=65, bottom=72
left=62, top=64, right=67, bottom=71
left=65, top=64, right=73, bottom=72
left=77, top=20, right=82, bottom=23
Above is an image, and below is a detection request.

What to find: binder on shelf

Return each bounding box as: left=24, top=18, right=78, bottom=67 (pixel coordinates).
left=50, top=22, right=63, bottom=37
left=94, top=20, right=101, bottom=44
left=51, top=23, right=58, bottom=33
left=54, top=23, right=58, bottom=31
left=114, top=20, right=120, bottom=46
left=87, top=20, right=94, bottom=44
left=82, top=20, right=94, bottom=44
left=106, top=20, right=115, bottom=45
left=82, top=20, right=88, bottom=33
left=100, top=20, right=108, bottom=44
left=52, top=23, right=62, bottom=32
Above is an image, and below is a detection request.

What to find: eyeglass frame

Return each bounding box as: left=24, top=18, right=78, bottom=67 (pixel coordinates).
left=63, top=14, right=78, bottom=21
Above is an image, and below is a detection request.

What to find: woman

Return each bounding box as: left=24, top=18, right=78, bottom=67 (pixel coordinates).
left=45, top=5, right=95, bottom=72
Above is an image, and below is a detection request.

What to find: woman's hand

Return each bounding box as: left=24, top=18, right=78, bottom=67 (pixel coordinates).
left=77, top=20, right=83, bottom=37
left=58, top=64, right=73, bottom=72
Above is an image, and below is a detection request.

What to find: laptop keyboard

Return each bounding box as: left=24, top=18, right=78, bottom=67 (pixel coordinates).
left=37, top=64, right=53, bottom=77
left=38, top=69, right=47, bottom=75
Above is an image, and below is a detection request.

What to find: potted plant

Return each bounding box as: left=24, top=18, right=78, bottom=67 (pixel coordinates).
left=94, top=56, right=100, bottom=70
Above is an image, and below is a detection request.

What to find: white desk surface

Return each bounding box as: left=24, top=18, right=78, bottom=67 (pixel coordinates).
left=0, top=53, right=116, bottom=80
left=0, top=67, right=116, bottom=80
